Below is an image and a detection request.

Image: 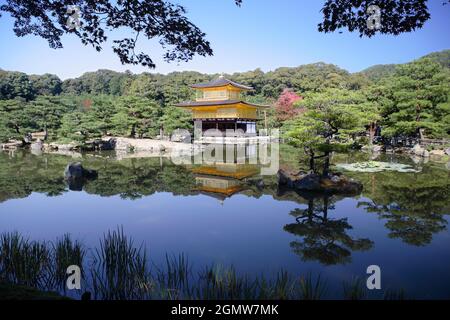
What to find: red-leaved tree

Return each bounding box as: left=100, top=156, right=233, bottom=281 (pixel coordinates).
left=275, top=89, right=304, bottom=122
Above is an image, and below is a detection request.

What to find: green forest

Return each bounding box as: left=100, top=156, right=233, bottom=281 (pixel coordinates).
left=0, top=49, right=449, bottom=145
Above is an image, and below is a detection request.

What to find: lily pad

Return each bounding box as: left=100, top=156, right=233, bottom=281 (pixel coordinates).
left=334, top=161, right=421, bottom=173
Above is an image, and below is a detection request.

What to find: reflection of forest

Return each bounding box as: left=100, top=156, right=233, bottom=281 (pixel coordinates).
left=0, top=150, right=449, bottom=248
left=284, top=194, right=373, bottom=265
left=356, top=171, right=450, bottom=246
left=0, top=151, right=198, bottom=201
left=331, top=153, right=450, bottom=246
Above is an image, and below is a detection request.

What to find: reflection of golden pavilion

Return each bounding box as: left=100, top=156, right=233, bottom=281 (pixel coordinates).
left=190, top=163, right=259, bottom=200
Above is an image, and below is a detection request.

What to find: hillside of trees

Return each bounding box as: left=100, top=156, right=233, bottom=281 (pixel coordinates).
left=358, top=50, right=450, bottom=82
left=0, top=49, right=449, bottom=144
left=357, top=64, right=398, bottom=82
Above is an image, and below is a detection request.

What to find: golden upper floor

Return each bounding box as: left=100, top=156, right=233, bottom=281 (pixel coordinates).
left=191, top=76, right=252, bottom=102
left=195, top=86, right=242, bottom=101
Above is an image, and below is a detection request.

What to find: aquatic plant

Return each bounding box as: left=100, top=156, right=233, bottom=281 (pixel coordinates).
left=297, top=273, right=327, bottom=300
left=262, top=270, right=295, bottom=300
left=342, top=277, right=367, bottom=300
left=334, top=161, right=421, bottom=173
left=53, top=234, right=85, bottom=292
left=0, top=232, right=52, bottom=290
left=0, top=230, right=410, bottom=300
left=154, top=253, right=192, bottom=299
left=91, top=227, right=151, bottom=300
left=196, top=264, right=250, bottom=300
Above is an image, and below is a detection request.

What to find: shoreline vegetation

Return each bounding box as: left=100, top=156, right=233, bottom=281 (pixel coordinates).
left=0, top=229, right=407, bottom=301
left=1, top=50, right=449, bottom=156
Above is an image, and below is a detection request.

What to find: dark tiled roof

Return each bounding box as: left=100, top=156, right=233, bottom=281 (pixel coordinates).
left=191, top=77, right=253, bottom=90
left=176, top=100, right=269, bottom=108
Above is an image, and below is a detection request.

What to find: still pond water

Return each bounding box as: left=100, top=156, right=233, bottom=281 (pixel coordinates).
left=0, top=145, right=449, bottom=299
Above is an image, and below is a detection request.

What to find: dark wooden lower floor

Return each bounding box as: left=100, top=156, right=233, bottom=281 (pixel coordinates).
left=194, top=119, right=257, bottom=136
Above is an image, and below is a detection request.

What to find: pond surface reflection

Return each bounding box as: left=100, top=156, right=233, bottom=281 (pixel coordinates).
left=0, top=146, right=449, bottom=298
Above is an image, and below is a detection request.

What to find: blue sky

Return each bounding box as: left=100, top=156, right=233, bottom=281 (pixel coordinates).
left=0, top=0, right=449, bottom=79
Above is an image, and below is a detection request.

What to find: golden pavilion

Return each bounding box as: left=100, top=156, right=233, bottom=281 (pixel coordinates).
left=176, top=76, right=268, bottom=137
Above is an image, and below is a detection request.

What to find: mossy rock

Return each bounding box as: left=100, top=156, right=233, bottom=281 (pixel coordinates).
left=277, top=170, right=363, bottom=196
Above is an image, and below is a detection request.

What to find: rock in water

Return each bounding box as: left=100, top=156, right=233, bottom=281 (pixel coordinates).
left=256, top=179, right=265, bottom=189
left=412, top=144, right=429, bottom=157
left=277, top=169, right=297, bottom=188
left=293, top=173, right=321, bottom=191
left=115, top=138, right=133, bottom=152
left=158, top=144, right=166, bottom=152
left=277, top=169, right=362, bottom=195
left=372, top=145, right=383, bottom=152
left=171, top=130, right=192, bottom=143
left=1, top=140, right=22, bottom=150
left=64, top=162, right=98, bottom=191
left=30, top=139, right=43, bottom=151
left=100, top=138, right=116, bottom=150
left=331, top=175, right=341, bottom=183
left=429, top=149, right=445, bottom=157
left=64, top=162, right=84, bottom=179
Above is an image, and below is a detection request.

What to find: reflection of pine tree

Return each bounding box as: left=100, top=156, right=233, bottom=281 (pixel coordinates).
left=354, top=162, right=450, bottom=246
left=284, top=195, right=373, bottom=265
left=358, top=199, right=447, bottom=246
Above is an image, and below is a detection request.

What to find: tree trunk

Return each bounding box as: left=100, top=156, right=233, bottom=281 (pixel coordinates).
left=418, top=128, right=425, bottom=140
left=368, top=122, right=376, bottom=145
left=322, top=138, right=331, bottom=177
left=309, top=151, right=315, bottom=172
left=322, top=151, right=330, bottom=177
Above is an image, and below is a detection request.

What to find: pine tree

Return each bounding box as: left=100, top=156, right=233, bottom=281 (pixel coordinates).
left=160, top=106, right=193, bottom=134
left=0, top=99, right=32, bottom=142
left=284, top=89, right=368, bottom=174
left=111, top=96, right=163, bottom=138
left=382, top=59, right=450, bottom=138
left=28, top=96, right=76, bottom=139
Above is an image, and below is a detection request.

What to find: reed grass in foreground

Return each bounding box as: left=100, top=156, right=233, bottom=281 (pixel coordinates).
left=0, top=230, right=406, bottom=300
